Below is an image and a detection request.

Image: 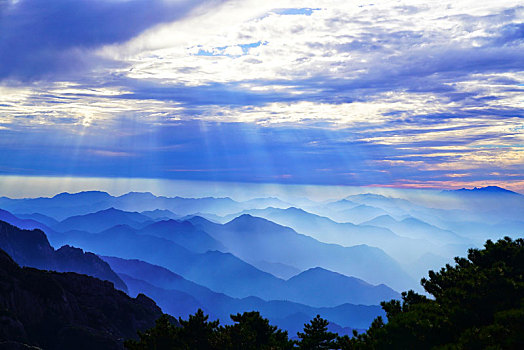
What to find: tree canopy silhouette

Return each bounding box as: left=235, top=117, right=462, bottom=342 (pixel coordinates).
left=296, top=314, right=337, bottom=349
left=339, top=237, right=524, bottom=349
left=125, top=309, right=292, bottom=350
left=216, top=311, right=293, bottom=350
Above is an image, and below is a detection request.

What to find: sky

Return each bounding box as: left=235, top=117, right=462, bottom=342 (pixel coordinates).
left=0, top=0, right=523, bottom=192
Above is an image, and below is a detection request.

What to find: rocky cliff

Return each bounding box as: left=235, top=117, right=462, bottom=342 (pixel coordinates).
left=0, top=248, right=163, bottom=349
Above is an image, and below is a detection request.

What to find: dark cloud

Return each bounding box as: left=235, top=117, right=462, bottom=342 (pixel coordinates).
left=496, top=22, right=524, bottom=45
left=0, top=0, right=221, bottom=80
left=115, top=80, right=300, bottom=107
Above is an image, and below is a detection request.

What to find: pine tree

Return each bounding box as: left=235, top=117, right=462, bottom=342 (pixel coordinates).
left=124, top=314, right=180, bottom=350
left=297, top=314, right=337, bottom=349
left=178, top=308, right=220, bottom=350
left=345, top=237, right=524, bottom=349
left=217, top=311, right=293, bottom=350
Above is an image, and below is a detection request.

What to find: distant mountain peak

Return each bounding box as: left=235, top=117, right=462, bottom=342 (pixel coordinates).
left=99, top=207, right=121, bottom=213
left=118, top=191, right=157, bottom=199
left=446, top=186, right=521, bottom=195
left=236, top=213, right=255, bottom=219
left=93, top=207, right=146, bottom=217
left=353, top=204, right=376, bottom=209
left=302, top=266, right=336, bottom=274
left=52, top=190, right=111, bottom=198
left=229, top=213, right=258, bottom=223
left=245, top=196, right=281, bottom=201
left=288, top=266, right=377, bottom=288
left=186, top=215, right=211, bottom=223
left=283, top=206, right=307, bottom=213
left=84, top=207, right=141, bottom=218
left=346, top=193, right=388, bottom=200
left=100, top=224, right=136, bottom=233
left=143, top=209, right=173, bottom=214
left=338, top=199, right=355, bottom=203
left=361, top=214, right=397, bottom=225
left=226, top=214, right=282, bottom=229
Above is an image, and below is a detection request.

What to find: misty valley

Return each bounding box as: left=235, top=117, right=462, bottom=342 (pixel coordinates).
left=0, top=186, right=523, bottom=348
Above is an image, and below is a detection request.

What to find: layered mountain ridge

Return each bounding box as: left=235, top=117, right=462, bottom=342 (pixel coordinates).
left=0, top=186, right=521, bottom=342
left=0, top=220, right=127, bottom=292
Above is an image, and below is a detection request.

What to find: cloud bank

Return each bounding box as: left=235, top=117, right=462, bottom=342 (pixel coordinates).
left=0, top=0, right=523, bottom=190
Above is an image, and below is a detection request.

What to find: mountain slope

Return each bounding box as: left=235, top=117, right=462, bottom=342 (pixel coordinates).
left=141, top=209, right=181, bottom=220
left=0, top=248, right=163, bottom=350
left=222, top=207, right=436, bottom=262
left=102, top=256, right=384, bottom=334
left=51, top=225, right=288, bottom=299
left=119, top=273, right=203, bottom=319
left=362, top=215, right=466, bottom=245
left=0, top=208, right=51, bottom=232
left=9, top=211, right=59, bottom=227
left=247, top=259, right=302, bottom=279
left=332, top=204, right=389, bottom=224
left=0, top=191, right=114, bottom=220
left=189, top=215, right=414, bottom=291
left=137, top=219, right=225, bottom=253
left=1, top=191, right=306, bottom=220
left=0, top=220, right=127, bottom=292
left=103, top=256, right=398, bottom=308
left=285, top=267, right=400, bottom=307
left=53, top=208, right=153, bottom=233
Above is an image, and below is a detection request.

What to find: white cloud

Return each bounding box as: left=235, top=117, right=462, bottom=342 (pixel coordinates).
left=1, top=0, right=523, bottom=171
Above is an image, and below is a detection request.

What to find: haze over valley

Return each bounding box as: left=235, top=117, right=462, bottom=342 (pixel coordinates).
left=1, top=184, right=522, bottom=338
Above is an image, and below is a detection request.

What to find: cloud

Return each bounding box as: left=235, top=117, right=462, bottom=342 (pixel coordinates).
left=89, top=149, right=136, bottom=157
left=89, top=0, right=523, bottom=120
left=0, top=0, right=523, bottom=189
left=0, top=0, right=223, bottom=80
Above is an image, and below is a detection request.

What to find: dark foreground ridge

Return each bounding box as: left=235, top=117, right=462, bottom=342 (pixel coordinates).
left=0, top=248, right=163, bottom=349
